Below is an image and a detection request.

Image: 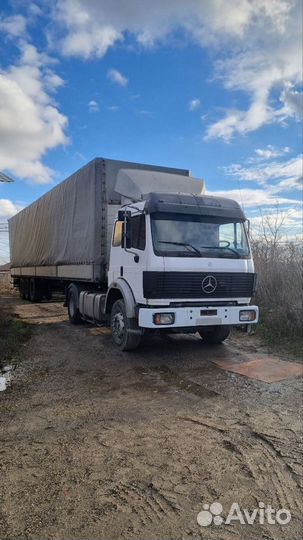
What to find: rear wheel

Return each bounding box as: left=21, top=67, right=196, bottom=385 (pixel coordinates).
left=67, top=286, right=82, bottom=324
left=19, top=278, right=26, bottom=299
left=110, top=299, right=142, bottom=351
left=44, top=283, right=52, bottom=301
left=29, top=278, right=42, bottom=302
left=23, top=278, right=30, bottom=301
left=198, top=325, right=230, bottom=344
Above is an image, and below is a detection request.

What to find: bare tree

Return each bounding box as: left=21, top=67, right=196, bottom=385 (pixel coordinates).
left=250, top=205, right=302, bottom=341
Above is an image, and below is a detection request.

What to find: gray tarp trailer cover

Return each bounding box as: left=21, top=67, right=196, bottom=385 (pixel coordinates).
left=9, top=158, right=204, bottom=283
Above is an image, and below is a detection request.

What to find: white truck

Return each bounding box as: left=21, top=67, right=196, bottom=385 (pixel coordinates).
left=9, top=158, right=258, bottom=350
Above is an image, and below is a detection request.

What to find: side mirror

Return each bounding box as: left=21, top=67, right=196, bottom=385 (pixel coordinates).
left=124, top=222, right=132, bottom=249
left=118, top=210, right=132, bottom=248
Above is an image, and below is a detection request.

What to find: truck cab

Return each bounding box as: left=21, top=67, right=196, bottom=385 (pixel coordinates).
left=106, top=192, right=258, bottom=350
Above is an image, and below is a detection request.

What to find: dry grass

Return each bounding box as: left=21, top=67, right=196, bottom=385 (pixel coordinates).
left=0, top=307, right=31, bottom=370
left=251, top=239, right=302, bottom=355
left=0, top=272, right=12, bottom=294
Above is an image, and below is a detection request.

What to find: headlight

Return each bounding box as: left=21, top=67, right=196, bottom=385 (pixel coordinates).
left=239, top=309, right=256, bottom=322
left=153, top=312, right=175, bottom=325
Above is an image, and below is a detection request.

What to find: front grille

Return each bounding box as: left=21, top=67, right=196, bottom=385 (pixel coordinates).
left=143, top=271, right=256, bottom=299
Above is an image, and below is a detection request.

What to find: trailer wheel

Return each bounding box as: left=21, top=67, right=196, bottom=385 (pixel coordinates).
left=29, top=278, right=42, bottom=303
left=110, top=299, right=142, bottom=351
left=67, top=286, right=82, bottom=324
left=19, top=278, right=26, bottom=299
left=198, top=325, right=230, bottom=344
left=23, top=278, right=30, bottom=301
left=45, top=289, right=52, bottom=301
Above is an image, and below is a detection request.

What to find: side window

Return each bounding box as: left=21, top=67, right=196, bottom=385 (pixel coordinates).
left=131, top=215, right=146, bottom=250
left=219, top=222, right=241, bottom=248
left=219, top=223, right=234, bottom=246
left=112, top=221, right=123, bottom=247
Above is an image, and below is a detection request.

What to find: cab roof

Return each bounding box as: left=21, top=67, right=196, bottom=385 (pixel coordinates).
left=143, top=192, right=246, bottom=221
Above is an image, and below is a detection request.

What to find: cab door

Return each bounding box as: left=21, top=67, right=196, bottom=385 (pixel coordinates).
left=108, top=214, right=147, bottom=303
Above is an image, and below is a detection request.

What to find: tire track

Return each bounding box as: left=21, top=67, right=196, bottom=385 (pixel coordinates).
left=110, top=481, right=181, bottom=528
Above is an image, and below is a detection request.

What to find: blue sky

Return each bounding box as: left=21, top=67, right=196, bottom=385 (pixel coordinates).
left=0, top=0, right=302, bottom=262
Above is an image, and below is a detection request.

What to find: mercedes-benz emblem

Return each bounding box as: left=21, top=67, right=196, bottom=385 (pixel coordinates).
left=201, top=275, right=217, bottom=294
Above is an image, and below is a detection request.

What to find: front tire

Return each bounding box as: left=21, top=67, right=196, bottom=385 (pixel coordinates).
left=198, top=325, right=230, bottom=344
left=110, top=299, right=142, bottom=351
left=67, top=287, right=82, bottom=324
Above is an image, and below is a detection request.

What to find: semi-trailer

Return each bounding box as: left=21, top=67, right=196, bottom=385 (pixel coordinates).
left=9, top=157, right=258, bottom=350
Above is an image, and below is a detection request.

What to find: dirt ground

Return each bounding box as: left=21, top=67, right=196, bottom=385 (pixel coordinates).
left=0, top=295, right=302, bottom=540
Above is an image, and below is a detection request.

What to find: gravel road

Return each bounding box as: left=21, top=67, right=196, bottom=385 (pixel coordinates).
left=0, top=296, right=302, bottom=540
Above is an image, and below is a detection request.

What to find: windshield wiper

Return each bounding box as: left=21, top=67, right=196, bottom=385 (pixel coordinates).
left=200, top=246, right=241, bottom=258
left=158, top=241, right=201, bottom=256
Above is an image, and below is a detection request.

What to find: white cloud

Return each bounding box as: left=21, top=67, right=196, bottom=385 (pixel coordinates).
left=205, top=2, right=302, bottom=140
left=206, top=187, right=301, bottom=208
left=223, top=154, right=302, bottom=190
left=107, top=105, right=119, bottom=111
left=28, top=4, right=43, bottom=17
left=209, top=150, right=302, bottom=232
left=44, top=71, right=65, bottom=91
left=88, top=99, right=99, bottom=112
left=62, top=27, right=120, bottom=59
left=209, top=150, right=302, bottom=237
left=0, top=199, right=23, bottom=219
left=0, top=15, right=27, bottom=37
left=50, top=1, right=302, bottom=139
left=137, top=109, right=153, bottom=116
left=107, top=68, right=128, bottom=87
left=0, top=43, right=68, bottom=184
left=189, top=98, right=200, bottom=111
left=254, top=145, right=290, bottom=160
left=53, top=0, right=292, bottom=56
left=279, top=83, right=303, bottom=120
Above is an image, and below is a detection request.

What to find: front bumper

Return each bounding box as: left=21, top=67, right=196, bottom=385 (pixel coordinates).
left=138, top=305, right=259, bottom=329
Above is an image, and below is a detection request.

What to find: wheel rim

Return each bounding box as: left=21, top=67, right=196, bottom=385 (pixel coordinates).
left=112, top=310, right=125, bottom=344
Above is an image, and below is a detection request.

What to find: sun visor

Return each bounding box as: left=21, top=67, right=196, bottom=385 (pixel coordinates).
left=115, top=168, right=205, bottom=202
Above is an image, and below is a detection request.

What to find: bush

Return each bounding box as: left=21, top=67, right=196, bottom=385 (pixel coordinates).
left=250, top=207, right=302, bottom=350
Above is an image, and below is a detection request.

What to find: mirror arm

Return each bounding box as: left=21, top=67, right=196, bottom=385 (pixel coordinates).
left=123, top=210, right=140, bottom=262
left=246, top=219, right=251, bottom=236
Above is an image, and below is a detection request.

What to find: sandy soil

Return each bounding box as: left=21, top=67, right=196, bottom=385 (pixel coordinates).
left=0, top=295, right=302, bottom=540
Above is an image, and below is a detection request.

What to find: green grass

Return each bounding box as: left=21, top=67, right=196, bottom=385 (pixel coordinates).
left=0, top=312, right=32, bottom=370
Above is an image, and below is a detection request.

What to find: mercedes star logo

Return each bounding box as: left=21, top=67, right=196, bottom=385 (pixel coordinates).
left=201, top=275, right=217, bottom=294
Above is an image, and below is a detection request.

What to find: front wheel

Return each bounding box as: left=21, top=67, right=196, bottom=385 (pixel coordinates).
left=67, top=287, right=82, bottom=324
left=110, top=299, right=142, bottom=351
left=198, top=325, right=230, bottom=344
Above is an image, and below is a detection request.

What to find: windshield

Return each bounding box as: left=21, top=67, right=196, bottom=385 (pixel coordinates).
left=151, top=212, right=250, bottom=258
